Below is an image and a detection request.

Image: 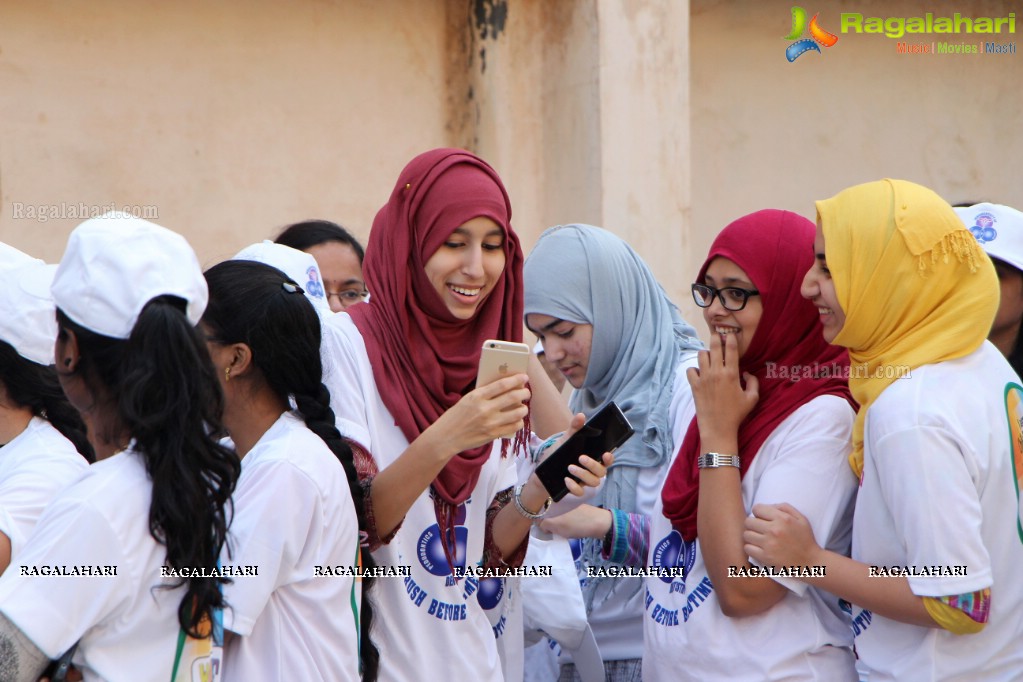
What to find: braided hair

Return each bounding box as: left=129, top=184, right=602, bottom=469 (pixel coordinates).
left=202, top=260, right=379, bottom=680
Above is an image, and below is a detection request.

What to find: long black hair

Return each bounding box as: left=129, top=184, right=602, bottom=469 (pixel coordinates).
left=201, top=260, right=378, bottom=680
left=0, top=340, right=94, bottom=462
left=55, top=298, right=240, bottom=637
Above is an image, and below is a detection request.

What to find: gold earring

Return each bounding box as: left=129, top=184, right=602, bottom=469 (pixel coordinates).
left=225, top=366, right=232, bottom=383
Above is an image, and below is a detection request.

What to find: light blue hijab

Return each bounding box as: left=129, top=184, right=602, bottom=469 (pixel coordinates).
left=524, top=225, right=703, bottom=601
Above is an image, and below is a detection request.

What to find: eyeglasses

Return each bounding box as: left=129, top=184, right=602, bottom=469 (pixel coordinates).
left=691, top=283, right=760, bottom=312
left=326, top=289, right=370, bottom=307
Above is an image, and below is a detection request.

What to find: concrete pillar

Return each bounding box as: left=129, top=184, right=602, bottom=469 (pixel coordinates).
left=464, top=0, right=698, bottom=325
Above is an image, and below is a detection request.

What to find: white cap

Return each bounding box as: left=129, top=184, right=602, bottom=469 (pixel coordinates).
left=232, top=240, right=331, bottom=315
left=52, top=213, right=208, bottom=339
left=0, top=242, right=42, bottom=271
left=0, top=263, right=58, bottom=365
left=955, top=202, right=1023, bottom=272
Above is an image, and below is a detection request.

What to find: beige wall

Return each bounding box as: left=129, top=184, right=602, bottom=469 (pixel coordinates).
left=1, top=0, right=1019, bottom=341
left=0, top=0, right=457, bottom=266
left=689, top=0, right=1022, bottom=298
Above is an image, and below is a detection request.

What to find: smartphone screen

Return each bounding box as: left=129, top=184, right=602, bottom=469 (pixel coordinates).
left=535, top=402, right=634, bottom=502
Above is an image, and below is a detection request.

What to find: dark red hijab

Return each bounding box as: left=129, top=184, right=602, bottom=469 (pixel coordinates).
left=661, top=210, right=854, bottom=542
left=348, top=148, right=524, bottom=513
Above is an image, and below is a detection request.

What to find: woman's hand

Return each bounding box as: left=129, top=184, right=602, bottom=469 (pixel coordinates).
left=743, top=502, right=823, bottom=568
left=514, top=413, right=614, bottom=514
left=535, top=412, right=615, bottom=498
left=686, top=331, right=758, bottom=444
left=540, top=503, right=612, bottom=539
left=430, top=373, right=530, bottom=455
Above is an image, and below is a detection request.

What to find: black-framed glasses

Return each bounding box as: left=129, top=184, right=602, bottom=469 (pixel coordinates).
left=326, top=289, right=370, bottom=307
left=691, top=283, right=760, bottom=312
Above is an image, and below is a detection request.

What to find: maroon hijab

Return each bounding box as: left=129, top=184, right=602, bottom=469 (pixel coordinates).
left=661, top=210, right=854, bottom=542
left=348, top=148, right=524, bottom=528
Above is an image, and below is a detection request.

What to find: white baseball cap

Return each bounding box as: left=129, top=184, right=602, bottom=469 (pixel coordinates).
left=52, top=213, right=208, bottom=339
left=955, top=202, right=1023, bottom=272
left=0, top=242, right=42, bottom=271
left=232, top=240, right=331, bottom=315
left=0, top=262, right=58, bottom=365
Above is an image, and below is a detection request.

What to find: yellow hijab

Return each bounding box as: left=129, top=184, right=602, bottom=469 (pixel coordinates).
left=818, top=179, right=998, bottom=477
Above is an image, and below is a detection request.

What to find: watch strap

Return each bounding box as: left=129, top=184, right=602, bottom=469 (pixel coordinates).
left=697, top=452, right=741, bottom=469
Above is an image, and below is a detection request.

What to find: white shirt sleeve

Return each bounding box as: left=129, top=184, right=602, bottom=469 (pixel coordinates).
left=0, top=422, right=87, bottom=560
left=872, top=424, right=992, bottom=596
left=0, top=466, right=78, bottom=559
left=0, top=507, right=22, bottom=560
left=0, top=500, right=129, bottom=658
left=222, top=460, right=321, bottom=636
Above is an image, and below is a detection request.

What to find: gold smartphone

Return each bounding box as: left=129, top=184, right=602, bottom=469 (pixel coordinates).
left=476, top=339, right=531, bottom=387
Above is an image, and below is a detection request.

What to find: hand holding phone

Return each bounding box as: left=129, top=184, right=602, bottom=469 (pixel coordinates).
left=534, top=402, right=634, bottom=502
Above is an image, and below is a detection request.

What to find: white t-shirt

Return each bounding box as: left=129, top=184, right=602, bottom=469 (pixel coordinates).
left=558, top=353, right=700, bottom=664
left=0, top=448, right=213, bottom=681
left=851, top=343, right=1023, bottom=681
left=0, top=416, right=88, bottom=559
left=221, top=411, right=361, bottom=682
left=322, top=314, right=520, bottom=682
left=643, top=394, right=859, bottom=682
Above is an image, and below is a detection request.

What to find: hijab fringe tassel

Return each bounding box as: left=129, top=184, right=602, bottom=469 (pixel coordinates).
left=917, top=230, right=982, bottom=275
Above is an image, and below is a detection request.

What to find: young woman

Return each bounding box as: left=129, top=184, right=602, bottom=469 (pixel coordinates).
left=321, top=148, right=608, bottom=681
left=0, top=214, right=240, bottom=681
left=745, top=180, right=1023, bottom=680
left=522, top=223, right=703, bottom=681
left=655, top=209, right=859, bottom=680
left=545, top=211, right=860, bottom=680
left=202, top=259, right=376, bottom=681
left=275, top=219, right=368, bottom=311
left=0, top=256, right=92, bottom=575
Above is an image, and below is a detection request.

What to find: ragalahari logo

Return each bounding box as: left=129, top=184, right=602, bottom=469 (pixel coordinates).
left=784, top=7, right=839, bottom=61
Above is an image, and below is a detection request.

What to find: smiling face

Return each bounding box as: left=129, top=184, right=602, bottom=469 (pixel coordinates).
left=800, top=221, right=846, bottom=343
left=701, top=256, right=762, bottom=359
left=424, top=216, right=507, bottom=320
left=525, top=314, right=594, bottom=388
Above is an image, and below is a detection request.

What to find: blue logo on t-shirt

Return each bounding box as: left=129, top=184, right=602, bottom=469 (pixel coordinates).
left=477, top=575, right=504, bottom=610
left=651, top=530, right=696, bottom=587
left=417, top=503, right=468, bottom=576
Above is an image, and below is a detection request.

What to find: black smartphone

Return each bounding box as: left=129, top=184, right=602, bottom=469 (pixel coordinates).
left=534, top=402, right=634, bottom=502
left=42, top=642, right=78, bottom=682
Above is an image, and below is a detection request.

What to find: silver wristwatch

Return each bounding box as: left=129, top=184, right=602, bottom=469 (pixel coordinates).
left=697, top=452, right=741, bottom=469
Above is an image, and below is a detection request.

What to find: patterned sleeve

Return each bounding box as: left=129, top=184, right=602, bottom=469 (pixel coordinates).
left=350, top=440, right=401, bottom=551
left=601, top=508, right=649, bottom=568
left=481, top=487, right=529, bottom=570
left=923, top=588, right=991, bottom=634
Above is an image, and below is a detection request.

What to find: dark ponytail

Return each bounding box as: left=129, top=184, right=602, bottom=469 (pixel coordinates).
left=0, top=341, right=94, bottom=462
left=202, top=260, right=378, bottom=680
left=56, top=299, right=240, bottom=638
